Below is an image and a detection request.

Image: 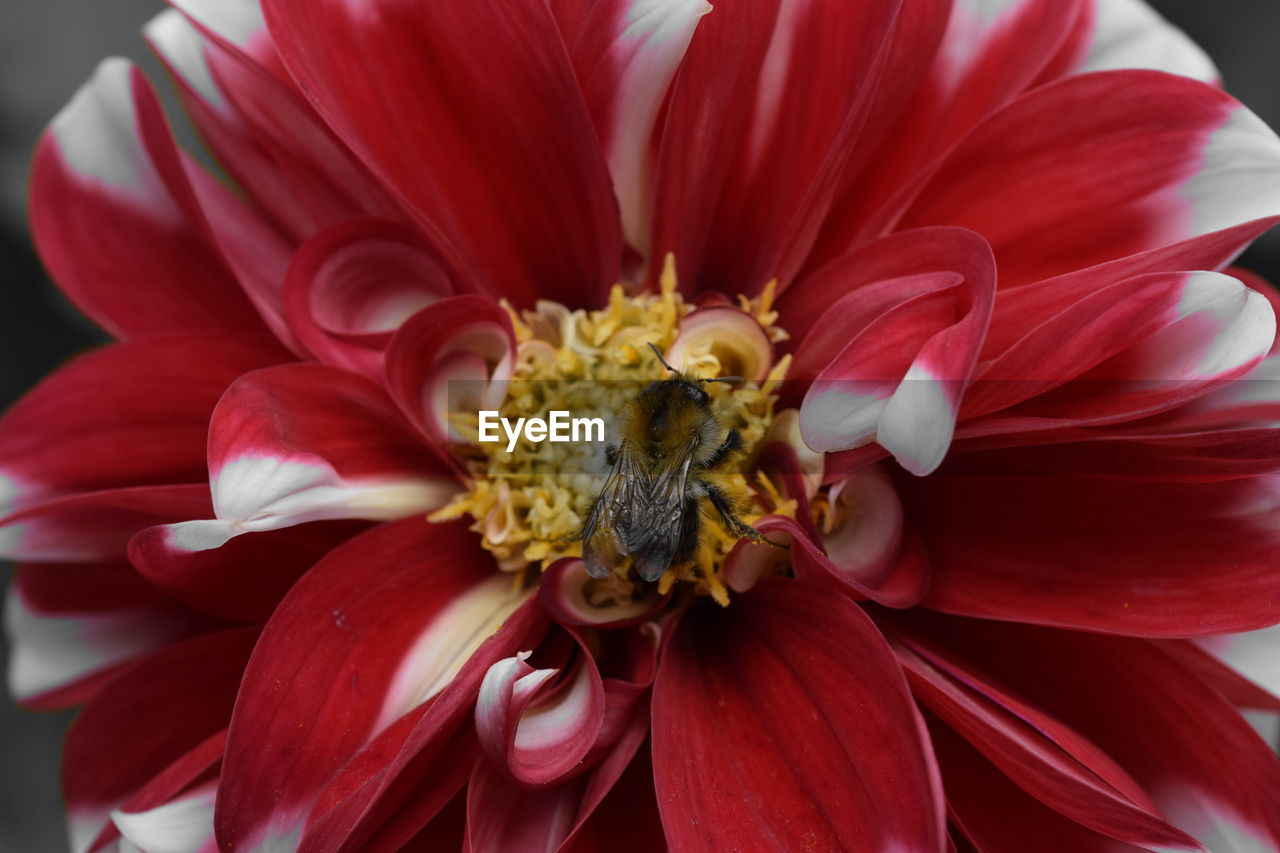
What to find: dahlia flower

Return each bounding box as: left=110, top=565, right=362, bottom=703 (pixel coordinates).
left=8, top=0, right=1280, bottom=850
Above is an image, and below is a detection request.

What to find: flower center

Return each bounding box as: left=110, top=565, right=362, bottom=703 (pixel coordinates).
left=431, top=257, right=794, bottom=604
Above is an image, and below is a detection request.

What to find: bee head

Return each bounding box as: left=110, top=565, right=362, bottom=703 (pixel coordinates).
left=646, top=343, right=742, bottom=388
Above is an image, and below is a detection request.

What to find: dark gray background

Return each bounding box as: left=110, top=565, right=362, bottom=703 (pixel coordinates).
left=3, top=2, right=1280, bottom=850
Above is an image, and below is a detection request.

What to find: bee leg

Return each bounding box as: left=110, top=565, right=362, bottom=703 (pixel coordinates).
left=703, top=482, right=790, bottom=550
left=699, top=429, right=743, bottom=471
left=702, top=482, right=761, bottom=540
left=605, top=444, right=619, bottom=466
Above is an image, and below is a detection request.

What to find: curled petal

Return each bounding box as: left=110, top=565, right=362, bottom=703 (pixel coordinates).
left=475, top=645, right=604, bottom=788
left=539, top=558, right=667, bottom=628
left=665, top=307, right=773, bottom=381
left=817, top=468, right=906, bottom=586
left=385, top=297, right=516, bottom=450
left=798, top=232, right=995, bottom=474
left=721, top=533, right=791, bottom=595
left=758, top=515, right=930, bottom=609
left=475, top=620, right=658, bottom=792
left=466, top=702, right=654, bottom=853
left=284, top=219, right=456, bottom=377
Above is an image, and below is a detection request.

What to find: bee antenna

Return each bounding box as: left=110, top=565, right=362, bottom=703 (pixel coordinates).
left=701, top=376, right=742, bottom=385
left=647, top=342, right=677, bottom=373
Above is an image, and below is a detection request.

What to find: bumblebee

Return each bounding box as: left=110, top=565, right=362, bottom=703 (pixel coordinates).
left=582, top=344, right=766, bottom=582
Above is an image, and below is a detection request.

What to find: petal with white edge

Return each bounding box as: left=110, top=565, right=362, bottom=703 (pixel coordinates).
left=560, top=0, right=710, bottom=251
left=214, top=518, right=533, bottom=852
left=1080, top=0, right=1217, bottom=82
left=475, top=639, right=604, bottom=787
left=112, top=782, right=217, bottom=853
left=1195, top=626, right=1280, bottom=702
left=158, top=364, right=455, bottom=555
left=30, top=59, right=267, bottom=339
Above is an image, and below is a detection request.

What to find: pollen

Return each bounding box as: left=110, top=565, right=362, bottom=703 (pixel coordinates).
left=431, top=255, right=793, bottom=602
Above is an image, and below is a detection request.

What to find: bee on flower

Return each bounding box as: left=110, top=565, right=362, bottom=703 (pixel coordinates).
left=6, top=0, right=1280, bottom=851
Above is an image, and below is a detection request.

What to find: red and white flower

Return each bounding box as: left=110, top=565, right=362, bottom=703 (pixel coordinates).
left=7, top=0, right=1280, bottom=851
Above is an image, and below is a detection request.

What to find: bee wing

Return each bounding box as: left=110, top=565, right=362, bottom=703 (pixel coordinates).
left=629, top=437, right=697, bottom=582
left=582, top=445, right=644, bottom=579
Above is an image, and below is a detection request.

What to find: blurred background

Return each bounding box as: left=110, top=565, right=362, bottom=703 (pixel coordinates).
left=3, top=1, right=1280, bottom=850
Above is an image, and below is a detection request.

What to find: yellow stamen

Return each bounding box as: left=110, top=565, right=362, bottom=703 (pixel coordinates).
left=432, top=260, right=795, bottom=602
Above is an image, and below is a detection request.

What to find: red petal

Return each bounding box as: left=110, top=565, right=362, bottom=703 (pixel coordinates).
left=261, top=0, right=621, bottom=306
left=465, top=760, right=580, bottom=853
left=158, top=364, right=455, bottom=554
left=1153, top=639, right=1280, bottom=713
left=557, top=0, right=709, bottom=251
left=0, top=333, right=286, bottom=514
left=297, top=598, right=549, bottom=853
left=145, top=8, right=407, bottom=243
left=907, top=468, right=1280, bottom=636
left=474, top=641, right=604, bottom=788
left=30, top=60, right=269, bottom=339
left=931, top=720, right=1155, bottom=853
left=651, top=579, right=945, bottom=852
left=475, top=623, right=656, bottom=789
left=754, top=513, right=930, bottom=609
left=0, top=485, right=212, bottom=563
left=652, top=0, right=902, bottom=294
left=64, top=629, right=255, bottom=853
left=962, top=270, right=1275, bottom=428
left=886, top=626, right=1202, bottom=850
left=467, top=694, right=653, bottom=853
left=779, top=226, right=990, bottom=357
left=8, top=561, right=215, bottom=709
left=129, top=520, right=369, bottom=623
left=214, top=518, right=530, bottom=850
left=815, top=0, right=1088, bottom=253
left=790, top=229, right=996, bottom=474
left=921, top=616, right=1280, bottom=851
left=899, top=71, right=1280, bottom=287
